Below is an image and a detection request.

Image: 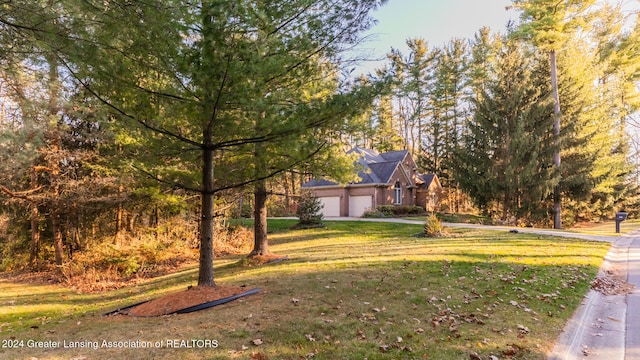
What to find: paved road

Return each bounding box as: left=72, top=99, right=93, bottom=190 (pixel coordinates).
left=317, top=217, right=639, bottom=359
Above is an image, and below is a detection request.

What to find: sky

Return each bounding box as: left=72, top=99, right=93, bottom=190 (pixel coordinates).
left=351, top=0, right=517, bottom=75
left=350, top=0, right=640, bottom=76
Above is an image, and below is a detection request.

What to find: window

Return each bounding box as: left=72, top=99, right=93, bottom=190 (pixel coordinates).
left=394, top=181, right=402, bottom=205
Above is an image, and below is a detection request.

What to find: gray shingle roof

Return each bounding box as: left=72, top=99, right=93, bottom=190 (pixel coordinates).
left=303, top=147, right=410, bottom=187
left=419, top=174, right=436, bottom=189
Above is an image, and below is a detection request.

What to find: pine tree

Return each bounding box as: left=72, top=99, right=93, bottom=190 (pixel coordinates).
left=510, top=0, right=596, bottom=228
left=455, top=40, right=555, bottom=223
left=2, top=0, right=386, bottom=286
left=294, top=190, right=324, bottom=228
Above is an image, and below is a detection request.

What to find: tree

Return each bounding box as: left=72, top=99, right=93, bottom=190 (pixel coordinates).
left=455, top=40, right=555, bottom=223
left=1, top=0, right=385, bottom=285
left=371, top=92, right=404, bottom=152
left=388, top=39, right=437, bottom=156
left=510, top=0, right=596, bottom=228
left=294, top=190, right=324, bottom=228
left=431, top=38, right=468, bottom=212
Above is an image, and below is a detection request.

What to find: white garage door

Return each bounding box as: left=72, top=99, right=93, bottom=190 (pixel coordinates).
left=318, top=196, right=341, bottom=217
left=349, top=195, right=373, bottom=217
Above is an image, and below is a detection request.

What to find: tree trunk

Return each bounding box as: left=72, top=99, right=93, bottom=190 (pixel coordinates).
left=550, top=50, right=562, bottom=229
left=127, top=212, right=137, bottom=235
left=115, top=207, right=123, bottom=244
left=29, top=167, right=40, bottom=269
left=250, top=180, right=270, bottom=256
left=198, top=144, right=216, bottom=287
left=52, top=208, right=64, bottom=265
left=250, top=111, right=270, bottom=257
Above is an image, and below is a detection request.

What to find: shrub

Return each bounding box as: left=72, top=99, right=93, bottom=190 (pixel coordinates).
left=424, top=214, right=446, bottom=237
left=293, top=191, right=325, bottom=228
left=362, top=209, right=384, bottom=218
left=373, top=205, right=427, bottom=217
left=377, top=205, right=395, bottom=216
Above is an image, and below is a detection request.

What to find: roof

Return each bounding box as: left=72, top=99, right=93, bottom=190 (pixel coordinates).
left=416, top=173, right=442, bottom=190
left=303, top=147, right=412, bottom=188
left=421, top=174, right=435, bottom=188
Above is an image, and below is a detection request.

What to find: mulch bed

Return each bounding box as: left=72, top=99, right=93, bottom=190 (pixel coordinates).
left=110, top=256, right=287, bottom=316
left=127, top=285, right=252, bottom=317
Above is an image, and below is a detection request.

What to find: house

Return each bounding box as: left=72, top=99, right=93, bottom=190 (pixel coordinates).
left=302, top=147, right=442, bottom=217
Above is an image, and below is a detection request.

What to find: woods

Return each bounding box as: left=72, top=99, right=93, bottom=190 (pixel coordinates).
left=353, top=2, right=640, bottom=226
left=1, top=0, right=640, bottom=279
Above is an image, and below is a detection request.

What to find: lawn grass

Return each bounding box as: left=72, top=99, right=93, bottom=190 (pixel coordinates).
left=0, top=220, right=610, bottom=360
left=567, top=219, right=640, bottom=236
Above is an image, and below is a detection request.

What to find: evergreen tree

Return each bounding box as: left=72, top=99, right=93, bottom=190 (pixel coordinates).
left=433, top=38, right=468, bottom=212
left=1, top=0, right=385, bottom=286
left=388, top=39, right=437, bottom=156
left=455, top=40, right=555, bottom=223
left=371, top=92, right=404, bottom=152
left=510, top=0, right=596, bottom=228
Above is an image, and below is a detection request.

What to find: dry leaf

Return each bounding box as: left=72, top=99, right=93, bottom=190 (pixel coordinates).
left=517, top=324, right=530, bottom=334
left=250, top=352, right=268, bottom=360
left=252, top=338, right=263, bottom=346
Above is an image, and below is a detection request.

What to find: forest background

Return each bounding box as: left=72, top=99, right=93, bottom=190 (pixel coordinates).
left=1, top=0, right=639, bottom=285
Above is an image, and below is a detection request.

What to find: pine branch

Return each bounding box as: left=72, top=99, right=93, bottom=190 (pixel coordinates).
left=213, top=141, right=328, bottom=193
left=131, top=165, right=202, bottom=194
left=56, top=56, right=204, bottom=149
left=0, top=184, right=41, bottom=202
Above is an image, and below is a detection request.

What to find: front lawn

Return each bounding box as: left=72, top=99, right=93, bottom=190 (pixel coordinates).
left=0, top=220, right=610, bottom=359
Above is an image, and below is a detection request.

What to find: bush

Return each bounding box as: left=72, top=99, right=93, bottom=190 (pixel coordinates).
left=293, top=191, right=324, bottom=229
left=362, top=209, right=384, bottom=218
left=371, top=205, right=427, bottom=217
left=377, top=205, right=395, bottom=216
left=424, top=214, right=446, bottom=237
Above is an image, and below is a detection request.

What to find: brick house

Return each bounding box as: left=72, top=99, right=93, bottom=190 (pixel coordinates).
left=302, top=147, right=441, bottom=217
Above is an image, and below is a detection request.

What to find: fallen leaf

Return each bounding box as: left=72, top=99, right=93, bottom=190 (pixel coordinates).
left=517, top=324, right=530, bottom=334
left=252, top=339, right=263, bottom=346
left=250, top=352, right=268, bottom=360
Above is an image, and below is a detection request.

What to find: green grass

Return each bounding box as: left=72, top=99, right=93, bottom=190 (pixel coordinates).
left=0, top=220, right=610, bottom=360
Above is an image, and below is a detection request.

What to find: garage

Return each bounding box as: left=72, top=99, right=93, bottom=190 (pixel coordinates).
left=349, top=195, right=373, bottom=217
left=318, top=196, right=341, bottom=217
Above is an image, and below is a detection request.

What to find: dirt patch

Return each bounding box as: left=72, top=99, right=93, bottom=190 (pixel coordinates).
left=591, top=270, right=635, bottom=295
left=127, top=285, right=251, bottom=317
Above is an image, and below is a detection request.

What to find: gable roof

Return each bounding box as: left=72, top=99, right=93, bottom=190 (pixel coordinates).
left=417, top=173, right=439, bottom=189
left=303, top=147, right=413, bottom=188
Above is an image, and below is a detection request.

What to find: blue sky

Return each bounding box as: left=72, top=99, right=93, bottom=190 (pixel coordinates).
left=350, top=0, right=639, bottom=76
left=351, top=0, right=516, bottom=74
